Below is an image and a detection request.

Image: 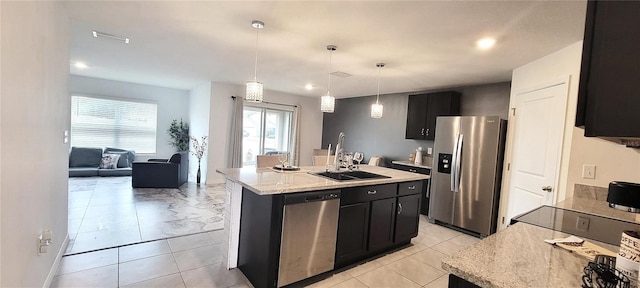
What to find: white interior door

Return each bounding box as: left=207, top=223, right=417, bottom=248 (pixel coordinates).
left=505, top=82, right=568, bottom=223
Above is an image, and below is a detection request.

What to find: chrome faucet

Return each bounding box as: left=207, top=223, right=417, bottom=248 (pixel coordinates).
left=333, top=132, right=345, bottom=171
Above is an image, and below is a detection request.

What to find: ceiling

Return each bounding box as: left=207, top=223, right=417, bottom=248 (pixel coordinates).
left=64, top=1, right=587, bottom=99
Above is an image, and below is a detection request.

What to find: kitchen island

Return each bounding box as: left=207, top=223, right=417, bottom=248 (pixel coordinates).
left=442, top=222, right=619, bottom=287
left=441, top=188, right=640, bottom=287
left=217, top=165, right=429, bottom=288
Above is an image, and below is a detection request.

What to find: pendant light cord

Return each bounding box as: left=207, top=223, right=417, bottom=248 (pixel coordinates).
left=327, top=50, right=332, bottom=95
left=376, top=65, right=381, bottom=104
left=254, top=26, right=259, bottom=81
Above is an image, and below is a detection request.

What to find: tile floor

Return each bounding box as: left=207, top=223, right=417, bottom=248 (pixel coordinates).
left=53, top=215, right=479, bottom=288
left=67, top=177, right=226, bottom=254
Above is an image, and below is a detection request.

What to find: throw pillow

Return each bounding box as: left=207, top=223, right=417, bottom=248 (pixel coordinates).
left=104, top=148, right=135, bottom=167
left=105, top=151, right=129, bottom=168
left=99, top=154, right=120, bottom=169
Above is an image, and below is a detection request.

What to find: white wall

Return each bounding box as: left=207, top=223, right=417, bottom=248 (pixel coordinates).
left=70, top=75, right=190, bottom=161
left=508, top=41, right=584, bottom=203
left=188, top=82, right=212, bottom=183
left=566, top=132, right=640, bottom=191
left=206, top=82, right=323, bottom=183
left=1, top=1, right=69, bottom=286
left=503, top=40, right=640, bottom=209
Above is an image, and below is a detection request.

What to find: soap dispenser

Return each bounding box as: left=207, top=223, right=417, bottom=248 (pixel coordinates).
left=415, top=147, right=423, bottom=165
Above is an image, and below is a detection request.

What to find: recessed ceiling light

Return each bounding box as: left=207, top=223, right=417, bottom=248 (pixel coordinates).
left=476, top=37, right=496, bottom=50
left=92, top=30, right=130, bottom=44
left=305, top=84, right=314, bottom=90
left=74, top=62, right=88, bottom=69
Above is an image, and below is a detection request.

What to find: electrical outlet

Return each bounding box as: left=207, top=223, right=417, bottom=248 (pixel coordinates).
left=582, top=165, right=596, bottom=179
left=427, top=147, right=433, bottom=155
left=576, top=216, right=590, bottom=231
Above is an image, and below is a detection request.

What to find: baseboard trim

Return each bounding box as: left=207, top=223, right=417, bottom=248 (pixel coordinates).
left=43, top=234, right=69, bottom=288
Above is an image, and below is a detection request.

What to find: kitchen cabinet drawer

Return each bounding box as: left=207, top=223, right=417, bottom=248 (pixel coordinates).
left=341, top=184, right=396, bottom=205
left=392, top=163, right=431, bottom=175
left=398, top=181, right=422, bottom=196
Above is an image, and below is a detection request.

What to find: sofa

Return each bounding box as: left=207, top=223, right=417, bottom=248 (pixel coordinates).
left=131, top=151, right=188, bottom=188
left=69, top=147, right=135, bottom=177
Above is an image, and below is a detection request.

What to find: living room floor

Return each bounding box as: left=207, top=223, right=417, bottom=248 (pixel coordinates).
left=52, top=216, right=479, bottom=288
left=67, top=177, right=225, bottom=255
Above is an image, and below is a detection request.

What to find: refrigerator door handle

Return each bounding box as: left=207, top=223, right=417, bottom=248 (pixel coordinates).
left=454, top=134, right=463, bottom=192
left=451, top=134, right=460, bottom=192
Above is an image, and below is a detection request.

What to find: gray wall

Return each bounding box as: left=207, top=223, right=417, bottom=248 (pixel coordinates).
left=321, top=82, right=511, bottom=166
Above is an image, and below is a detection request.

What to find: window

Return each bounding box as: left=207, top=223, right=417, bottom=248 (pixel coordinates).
left=242, top=104, right=293, bottom=167
left=71, top=95, right=158, bottom=153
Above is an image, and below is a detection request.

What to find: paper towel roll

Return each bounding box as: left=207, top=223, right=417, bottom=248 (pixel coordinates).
left=618, top=230, right=640, bottom=283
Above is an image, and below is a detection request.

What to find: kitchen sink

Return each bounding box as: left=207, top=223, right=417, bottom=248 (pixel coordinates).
left=312, top=170, right=390, bottom=182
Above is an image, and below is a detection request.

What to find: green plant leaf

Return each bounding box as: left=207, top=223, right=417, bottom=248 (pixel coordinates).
left=167, top=119, right=190, bottom=151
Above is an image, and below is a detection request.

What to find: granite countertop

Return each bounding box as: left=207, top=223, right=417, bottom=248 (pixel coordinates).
left=391, top=160, right=432, bottom=169
left=442, top=222, right=619, bottom=288
left=216, top=165, right=429, bottom=195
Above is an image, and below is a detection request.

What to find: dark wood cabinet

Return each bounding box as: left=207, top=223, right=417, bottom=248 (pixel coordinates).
left=369, top=197, right=397, bottom=251
left=395, top=194, right=421, bottom=242
left=576, top=1, right=640, bottom=146
left=335, top=181, right=422, bottom=267
left=448, top=274, right=481, bottom=288
left=406, top=91, right=461, bottom=140
left=392, top=164, right=431, bottom=215
left=240, top=181, right=424, bottom=287
left=335, top=202, right=370, bottom=265
left=238, top=189, right=284, bottom=288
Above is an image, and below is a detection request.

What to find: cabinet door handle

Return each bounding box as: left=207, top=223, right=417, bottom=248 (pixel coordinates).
left=421, top=128, right=425, bottom=136
left=408, top=185, right=416, bottom=190
left=368, top=190, right=377, bottom=195
left=409, top=169, right=417, bottom=173
left=426, top=128, right=430, bottom=136
left=398, top=203, right=403, bottom=214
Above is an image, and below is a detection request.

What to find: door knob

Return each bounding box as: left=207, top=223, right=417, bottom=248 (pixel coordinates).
left=542, top=186, right=553, bottom=192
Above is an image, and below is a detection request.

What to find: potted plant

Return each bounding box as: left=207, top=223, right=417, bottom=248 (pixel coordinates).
left=168, top=119, right=189, bottom=151
left=190, top=135, right=208, bottom=184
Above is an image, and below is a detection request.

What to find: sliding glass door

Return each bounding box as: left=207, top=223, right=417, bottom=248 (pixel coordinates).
left=242, top=105, right=293, bottom=167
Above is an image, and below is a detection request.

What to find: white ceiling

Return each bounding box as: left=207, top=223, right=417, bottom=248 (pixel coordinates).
left=64, top=1, right=587, bottom=98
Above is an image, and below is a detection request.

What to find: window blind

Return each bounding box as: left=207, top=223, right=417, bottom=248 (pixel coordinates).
left=71, top=95, right=158, bottom=153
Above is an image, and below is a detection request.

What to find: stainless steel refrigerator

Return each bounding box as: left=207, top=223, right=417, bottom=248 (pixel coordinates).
left=428, top=116, right=506, bottom=236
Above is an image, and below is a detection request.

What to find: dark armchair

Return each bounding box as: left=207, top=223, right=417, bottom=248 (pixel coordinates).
left=131, top=151, right=189, bottom=188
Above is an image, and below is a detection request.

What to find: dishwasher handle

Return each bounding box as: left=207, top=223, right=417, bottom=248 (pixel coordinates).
left=284, top=190, right=341, bottom=205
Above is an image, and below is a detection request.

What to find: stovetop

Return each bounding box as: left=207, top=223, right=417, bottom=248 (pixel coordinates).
left=512, top=205, right=640, bottom=246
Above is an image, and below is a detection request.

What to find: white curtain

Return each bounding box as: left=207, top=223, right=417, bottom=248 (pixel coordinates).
left=290, top=106, right=301, bottom=166
left=229, top=96, right=243, bottom=168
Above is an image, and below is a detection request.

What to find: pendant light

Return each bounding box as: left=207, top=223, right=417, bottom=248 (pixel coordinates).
left=246, top=20, right=264, bottom=102
left=321, top=45, right=337, bottom=113
left=371, top=63, right=385, bottom=118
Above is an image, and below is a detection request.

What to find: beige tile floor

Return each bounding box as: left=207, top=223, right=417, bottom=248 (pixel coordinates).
left=52, top=215, right=479, bottom=288
left=67, top=177, right=226, bottom=254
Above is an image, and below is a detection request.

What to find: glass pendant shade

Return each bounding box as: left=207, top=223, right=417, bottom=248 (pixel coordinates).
left=246, top=20, right=264, bottom=102
left=371, top=103, right=383, bottom=118
left=321, top=94, right=335, bottom=113
left=371, top=63, right=385, bottom=119
left=321, top=45, right=337, bottom=113
left=245, top=80, right=263, bottom=102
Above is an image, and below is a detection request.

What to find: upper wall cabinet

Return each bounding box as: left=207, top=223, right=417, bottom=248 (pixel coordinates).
left=405, top=91, right=460, bottom=140
left=576, top=1, right=640, bottom=147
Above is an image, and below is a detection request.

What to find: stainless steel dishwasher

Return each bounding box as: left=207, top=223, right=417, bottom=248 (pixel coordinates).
left=277, top=190, right=341, bottom=287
